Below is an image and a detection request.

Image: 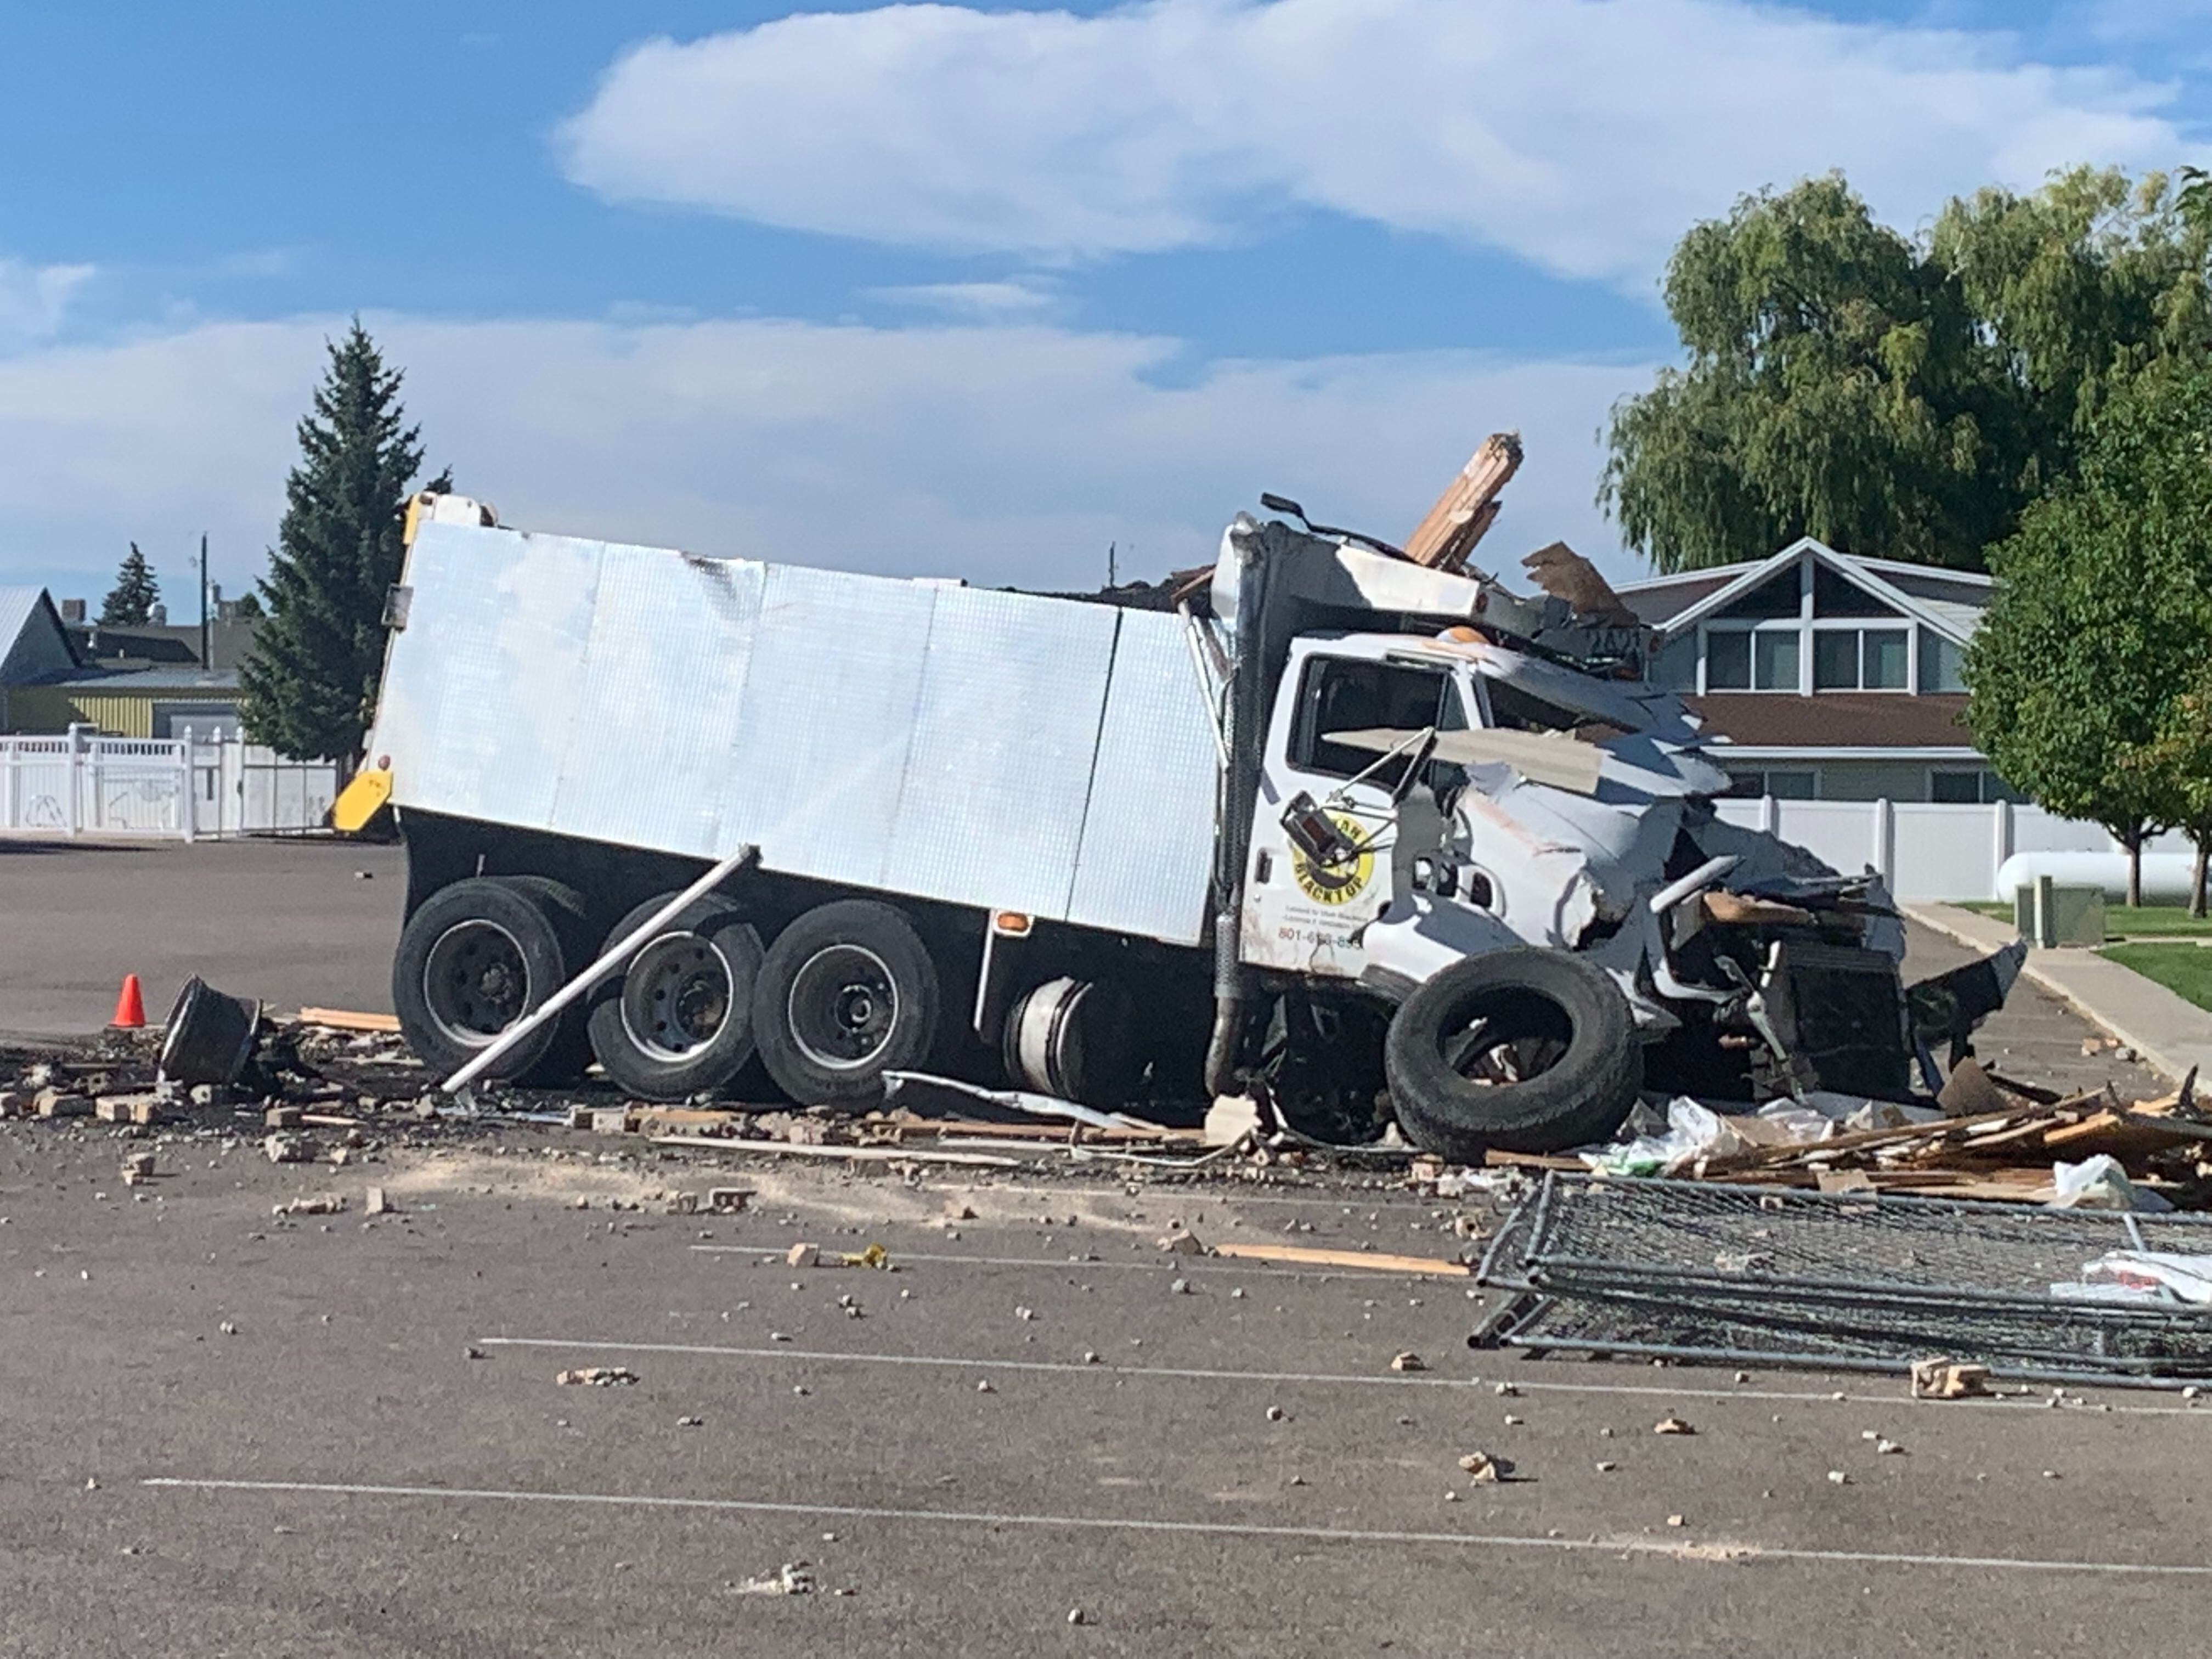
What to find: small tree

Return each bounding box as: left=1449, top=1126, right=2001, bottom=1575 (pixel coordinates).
left=99, top=543, right=161, bottom=626
left=1969, top=362, right=2212, bottom=906
left=239, top=320, right=435, bottom=766
left=2126, top=673, right=2212, bottom=916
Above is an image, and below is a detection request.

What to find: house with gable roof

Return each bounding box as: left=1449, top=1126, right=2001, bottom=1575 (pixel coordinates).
left=1616, top=538, right=2005, bottom=805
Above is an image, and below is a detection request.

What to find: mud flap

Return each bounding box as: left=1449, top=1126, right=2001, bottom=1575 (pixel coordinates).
left=1905, top=939, right=2028, bottom=1077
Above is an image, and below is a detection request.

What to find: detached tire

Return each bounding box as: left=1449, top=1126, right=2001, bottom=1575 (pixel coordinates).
left=1385, top=948, right=1641, bottom=1160
left=752, top=900, right=941, bottom=1105
left=585, top=893, right=764, bottom=1102
left=392, top=875, right=594, bottom=1086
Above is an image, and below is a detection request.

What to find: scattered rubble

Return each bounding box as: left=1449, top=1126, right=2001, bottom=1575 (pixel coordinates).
left=555, top=1367, right=639, bottom=1387
left=1456, top=1451, right=1506, bottom=1483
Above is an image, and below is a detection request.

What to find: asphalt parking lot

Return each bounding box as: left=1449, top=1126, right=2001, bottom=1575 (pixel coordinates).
left=3, top=1126, right=2210, bottom=1658
left=1, top=835, right=2194, bottom=1656
left=0, top=837, right=404, bottom=1037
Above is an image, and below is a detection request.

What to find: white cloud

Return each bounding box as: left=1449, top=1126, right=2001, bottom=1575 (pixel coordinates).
left=0, top=259, right=94, bottom=348
left=0, top=311, right=1650, bottom=603
left=868, top=279, right=1059, bottom=318
left=557, top=0, right=2199, bottom=285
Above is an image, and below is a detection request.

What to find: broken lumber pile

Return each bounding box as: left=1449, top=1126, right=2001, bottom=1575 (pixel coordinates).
left=1683, top=1085, right=2207, bottom=1203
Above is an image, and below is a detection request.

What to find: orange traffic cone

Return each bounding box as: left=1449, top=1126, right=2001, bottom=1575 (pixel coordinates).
left=109, top=974, right=146, bottom=1030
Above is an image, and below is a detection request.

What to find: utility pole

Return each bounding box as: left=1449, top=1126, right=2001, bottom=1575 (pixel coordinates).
left=199, top=533, right=210, bottom=669
left=1107, top=540, right=1118, bottom=590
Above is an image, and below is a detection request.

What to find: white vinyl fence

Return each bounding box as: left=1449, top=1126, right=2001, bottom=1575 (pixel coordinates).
left=0, top=727, right=338, bottom=839
left=1714, top=796, right=2193, bottom=903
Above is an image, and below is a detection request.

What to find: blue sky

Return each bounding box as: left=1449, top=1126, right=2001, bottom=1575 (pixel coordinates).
left=1, top=0, right=2206, bottom=610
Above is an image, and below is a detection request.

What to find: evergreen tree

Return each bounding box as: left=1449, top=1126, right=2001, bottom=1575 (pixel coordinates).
left=239, top=321, right=433, bottom=764
left=99, top=543, right=161, bottom=626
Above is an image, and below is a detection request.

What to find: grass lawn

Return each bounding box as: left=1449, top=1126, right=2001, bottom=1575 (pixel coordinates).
left=2101, top=943, right=2212, bottom=1012
left=1961, top=900, right=2212, bottom=939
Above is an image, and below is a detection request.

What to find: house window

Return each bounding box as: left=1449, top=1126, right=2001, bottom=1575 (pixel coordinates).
left=1813, top=563, right=1900, bottom=618
left=1752, top=630, right=1799, bottom=691
left=1724, top=768, right=1817, bottom=800
left=1812, top=631, right=1858, bottom=690
left=1919, top=631, right=1967, bottom=692
left=1649, top=633, right=1697, bottom=692
left=1716, top=570, right=1802, bottom=619
left=1810, top=628, right=1909, bottom=690
left=1864, top=629, right=1909, bottom=689
left=1931, top=769, right=2021, bottom=804
left=1707, top=630, right=1751, bottom=690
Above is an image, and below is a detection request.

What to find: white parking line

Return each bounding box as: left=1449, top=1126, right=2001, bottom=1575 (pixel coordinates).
left=140, top=1476, right=2212, bottom=1578
left=473, top=1336, right=2209, bottom=1415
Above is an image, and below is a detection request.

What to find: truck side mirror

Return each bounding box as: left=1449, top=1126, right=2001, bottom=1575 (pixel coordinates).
left=1280, top=790, right=1363, bottom=868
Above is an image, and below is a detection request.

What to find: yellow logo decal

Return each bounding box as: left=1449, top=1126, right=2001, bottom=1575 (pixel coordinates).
left=1290, top=811, right=1374, bottom=907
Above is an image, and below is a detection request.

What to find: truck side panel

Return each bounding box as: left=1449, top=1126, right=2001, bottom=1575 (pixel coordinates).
left=879, top=584, right=1118, bottom=915
left=558, top=545, right=764, bottom=856
left=1068, top=610, right=1218, bottom=944
left=379, top=527, right=606, bottom=830
left=717, top=560, right=937, bottom=884
left=376, top=521, right=1219, bottom=945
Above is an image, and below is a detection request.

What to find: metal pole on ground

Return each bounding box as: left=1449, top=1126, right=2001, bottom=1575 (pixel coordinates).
left=441, top=843, right=759, bottom=1095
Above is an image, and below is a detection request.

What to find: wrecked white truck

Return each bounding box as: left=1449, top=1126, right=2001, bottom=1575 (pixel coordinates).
left=336, top=492, right=2018, bottom=1157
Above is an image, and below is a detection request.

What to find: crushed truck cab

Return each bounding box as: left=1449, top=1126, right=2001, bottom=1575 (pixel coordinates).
left=358, top=492, right=2017, bottom=1158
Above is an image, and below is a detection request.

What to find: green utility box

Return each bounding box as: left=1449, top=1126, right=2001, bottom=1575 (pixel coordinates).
left=2013, top=877, right=2106, bottom=948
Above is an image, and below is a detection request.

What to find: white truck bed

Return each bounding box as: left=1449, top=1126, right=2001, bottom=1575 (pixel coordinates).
left=371, top=520, right=1222, bottom=945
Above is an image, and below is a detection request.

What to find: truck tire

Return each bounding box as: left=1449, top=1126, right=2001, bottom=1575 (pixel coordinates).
left=392, top=875, right=593, bottom=1086
left=751, top=899, right=941, bottom=1105
left=585, top=893, right=764, bottom=1102
left=1384, top=949, right=1641, bottom=1159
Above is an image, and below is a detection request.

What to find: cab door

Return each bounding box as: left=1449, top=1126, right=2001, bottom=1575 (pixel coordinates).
left=1242, top=650, right=1468, bottom=977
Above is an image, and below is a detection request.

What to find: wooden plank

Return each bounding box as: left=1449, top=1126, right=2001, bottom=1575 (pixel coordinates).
left=648, top=1134, right=1020, bottom=1168
left=1402, top=433, right=1521, bottom=571
left=878, top=1113, right=1204, bottom=1144
left=295, top=1007, right=402, bottom=1034
left=1482, top=1148, right=1585, bottom=1171
left=2041, top=1110, right=2199, bottom=1158
left=1210, top=1241, right=1471, bottom=1277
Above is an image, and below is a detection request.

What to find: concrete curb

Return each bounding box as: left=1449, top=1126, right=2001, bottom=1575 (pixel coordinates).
left=1903, top=902, right=2212, bottom=1088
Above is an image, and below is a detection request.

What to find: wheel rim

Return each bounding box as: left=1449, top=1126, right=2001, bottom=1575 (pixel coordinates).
left=1437, top=989, right=1571, bottom=1086
left=620, top=931, right=733, bottom=1062
left=787, top=943, right=898, bottom=1071
left=422, top=919, right=531, bottom=1048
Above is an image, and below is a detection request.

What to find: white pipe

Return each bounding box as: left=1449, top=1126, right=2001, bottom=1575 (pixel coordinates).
left=1647, top=853, right=1740, bottom=916
left=442, top=843, right=758, bottom=1094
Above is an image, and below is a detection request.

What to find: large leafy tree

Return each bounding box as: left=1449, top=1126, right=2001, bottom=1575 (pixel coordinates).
left=240, top=321, right=439, bottom=764
left=1967, top=362, right=2212, bottom=906
left=1605, top=168, right=2210, bottom=572
left=99, top=543, right=161, bottom=626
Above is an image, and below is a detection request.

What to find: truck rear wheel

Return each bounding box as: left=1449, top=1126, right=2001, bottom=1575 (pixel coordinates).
left=392, top=875, right=593, bottom=1085
left=751, top=899, right=941, bottom=1105
left=585, top=894, right=764, bottom=1102
left=1384, top=948, right=1641, bottom=1159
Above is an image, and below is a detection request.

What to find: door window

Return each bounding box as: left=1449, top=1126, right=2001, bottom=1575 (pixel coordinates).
left=1289, top=657, right=1463, bottom=788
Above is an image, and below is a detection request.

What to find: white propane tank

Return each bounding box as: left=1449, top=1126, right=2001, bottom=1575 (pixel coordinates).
left=1993, top=850, right=2199, bottom=903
